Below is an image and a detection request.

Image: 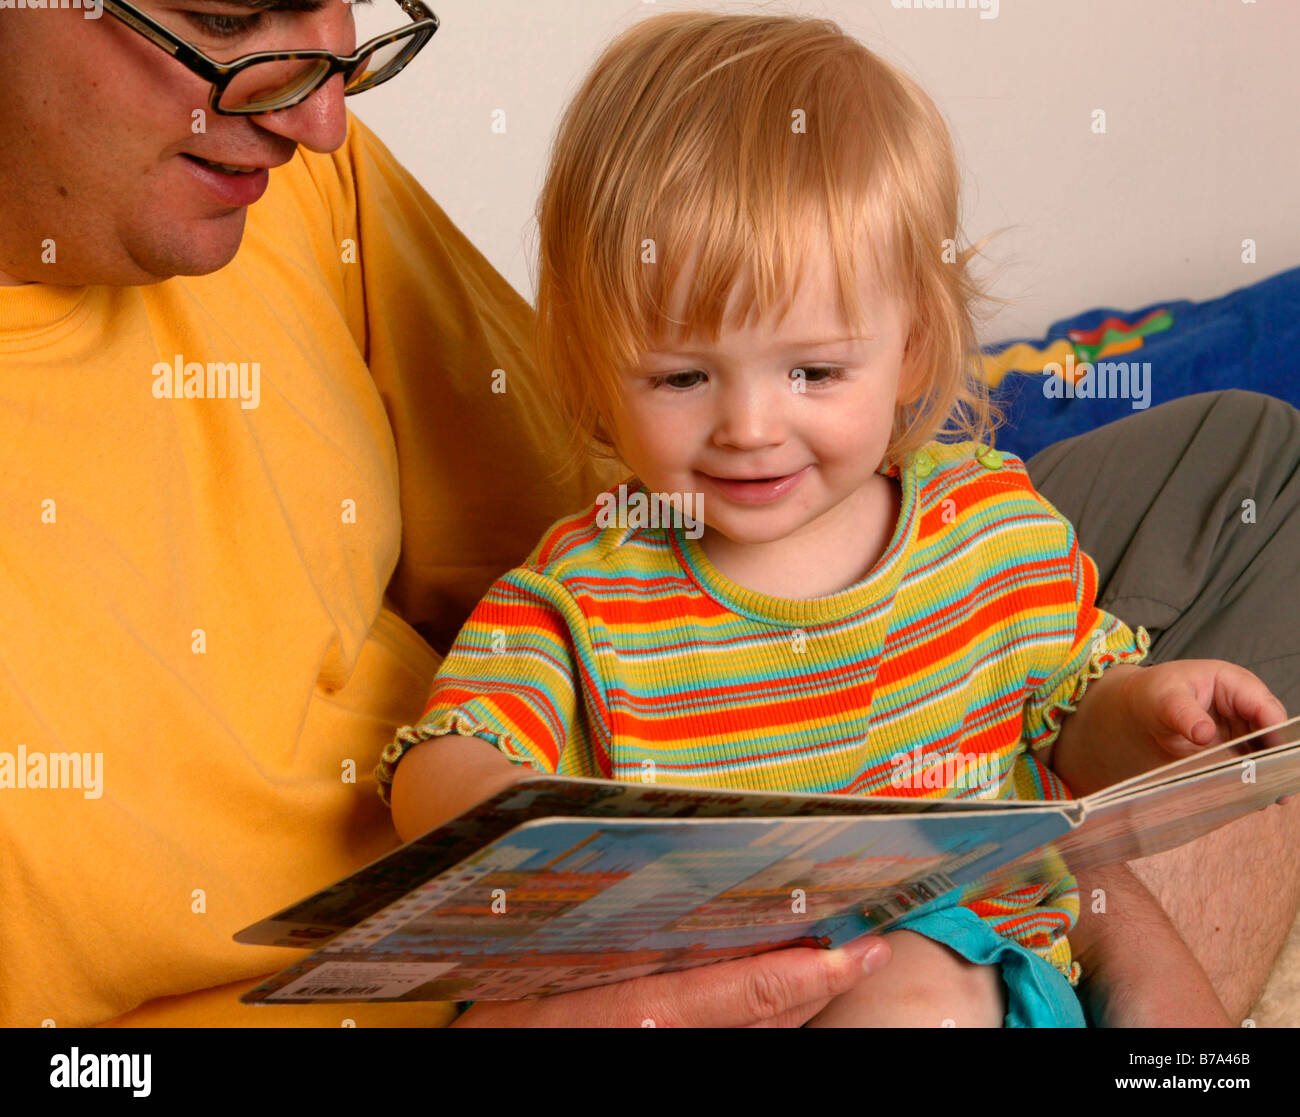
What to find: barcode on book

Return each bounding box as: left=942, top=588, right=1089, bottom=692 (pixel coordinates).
left=268, top=960, right=460, bottom=1003
left=910, top=870, right=956, bottom=901
left=290, top=985, right=383, bottom=997
left=863, top=870, right=957, bottom=926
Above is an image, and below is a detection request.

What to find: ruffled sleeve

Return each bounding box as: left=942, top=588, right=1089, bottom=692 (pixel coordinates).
left=1020, top=497, right=1151, bottom=753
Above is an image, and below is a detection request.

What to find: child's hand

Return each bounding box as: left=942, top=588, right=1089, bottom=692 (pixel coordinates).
left=1117, top=660, right=1287, bottom=759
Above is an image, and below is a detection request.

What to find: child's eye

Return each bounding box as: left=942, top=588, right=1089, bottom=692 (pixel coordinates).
left=184, top=11, right=266, bottom=39
left=792, top=365, right=846, bottom=385
left=649, top=371, right=706, bottom=390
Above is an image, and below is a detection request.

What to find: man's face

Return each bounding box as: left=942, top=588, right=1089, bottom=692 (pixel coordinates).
left=0, top=2, right=357, bottom=286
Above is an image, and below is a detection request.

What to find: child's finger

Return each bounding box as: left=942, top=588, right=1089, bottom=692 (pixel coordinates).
left=1148, top=690, right=1217, bottom=754
left=1232, top=688, right=1288, bottom=731
left=1211, top=663, right=1284, bottom=749
left=1212, top=664, right=1288, bottom=735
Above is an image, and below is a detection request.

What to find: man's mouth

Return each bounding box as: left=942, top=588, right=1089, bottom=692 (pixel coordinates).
left=179, top=153, right=280, bottom=208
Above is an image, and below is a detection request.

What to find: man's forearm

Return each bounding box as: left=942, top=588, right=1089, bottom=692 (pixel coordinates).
left=1070, top=862, right=1230, bottom=1027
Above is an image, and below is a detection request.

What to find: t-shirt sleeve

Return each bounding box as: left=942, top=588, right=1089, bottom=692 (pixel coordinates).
left=1019, top=491, right=1151, bottom=754
left=295, top=114, right=620, bottom=655
left=376, top=566, right=607, bottom=803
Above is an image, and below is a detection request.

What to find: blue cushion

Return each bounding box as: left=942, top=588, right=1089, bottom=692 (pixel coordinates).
left=987, top=265, right=1300, bottom=461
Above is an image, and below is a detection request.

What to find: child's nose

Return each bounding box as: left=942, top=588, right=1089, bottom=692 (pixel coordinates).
left=711, top=383, right=787, bottom=449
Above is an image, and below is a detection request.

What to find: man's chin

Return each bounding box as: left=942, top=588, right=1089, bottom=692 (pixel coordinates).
left=130, top=211, right=249, bottom=282
left=5, top=213, right=252, bottom=288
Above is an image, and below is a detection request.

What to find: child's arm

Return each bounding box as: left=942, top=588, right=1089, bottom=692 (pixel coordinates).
left=389, top=734, right=534, bottom=843
left=1036, top=664, right=1145, bottom=795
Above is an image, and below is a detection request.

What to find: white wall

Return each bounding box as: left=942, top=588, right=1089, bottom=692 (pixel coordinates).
left=351, top=0, right=1300, bottom=343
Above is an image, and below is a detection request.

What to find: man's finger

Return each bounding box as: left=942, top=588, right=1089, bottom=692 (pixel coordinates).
left=741, top=1000, right=834, bottom=1028
left=624, top=936, right=891, bottom=1028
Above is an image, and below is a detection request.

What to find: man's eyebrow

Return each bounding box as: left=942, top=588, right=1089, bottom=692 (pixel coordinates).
left=197, top=0, right=373, bottom=11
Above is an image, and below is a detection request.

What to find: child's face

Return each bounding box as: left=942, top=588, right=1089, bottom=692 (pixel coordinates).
left=611, top=242, right=916, bottom=550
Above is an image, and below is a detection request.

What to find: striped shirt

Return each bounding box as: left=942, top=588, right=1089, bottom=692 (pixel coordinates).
left=384, top=441, right=1150, bottom=979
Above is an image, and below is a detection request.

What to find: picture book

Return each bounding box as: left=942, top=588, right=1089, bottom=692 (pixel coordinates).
left=235, top=715, right=1300, bottom=1004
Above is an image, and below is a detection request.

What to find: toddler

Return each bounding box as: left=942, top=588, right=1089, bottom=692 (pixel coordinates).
left=378, top=11, right=1285, bottom=1026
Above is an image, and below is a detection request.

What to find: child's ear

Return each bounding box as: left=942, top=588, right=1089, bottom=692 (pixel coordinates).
left=897, top=333, right=926, bottom=407
left=592, top=415, right=620, bottom=457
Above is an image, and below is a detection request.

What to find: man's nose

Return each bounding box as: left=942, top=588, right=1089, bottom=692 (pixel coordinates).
left=250, top=72, right=350, bottom=154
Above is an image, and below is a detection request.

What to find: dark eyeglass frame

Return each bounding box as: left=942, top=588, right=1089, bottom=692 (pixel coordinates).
left=99, top=0, right=439, bottom=115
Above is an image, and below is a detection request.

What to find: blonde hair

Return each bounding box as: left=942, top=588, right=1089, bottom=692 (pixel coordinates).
left=534, top=9, right=1004, bottom=480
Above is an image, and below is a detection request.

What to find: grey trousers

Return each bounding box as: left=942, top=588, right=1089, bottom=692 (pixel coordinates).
left=1027, top=390, right=1300, bottom=715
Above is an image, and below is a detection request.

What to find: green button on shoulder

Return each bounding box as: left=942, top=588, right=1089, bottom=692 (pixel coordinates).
left=912, top=449, right=935, bottom=478
left=976, top=446, right=1004, bottom=470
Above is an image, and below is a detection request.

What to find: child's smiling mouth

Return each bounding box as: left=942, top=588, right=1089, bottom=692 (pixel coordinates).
left=697, top=465, right=812, bottom=503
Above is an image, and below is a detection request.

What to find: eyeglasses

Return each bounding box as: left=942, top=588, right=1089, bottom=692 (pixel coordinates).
left=99, top=0, right=439, bottom=115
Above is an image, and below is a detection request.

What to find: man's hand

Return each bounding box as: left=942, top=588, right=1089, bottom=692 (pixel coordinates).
left=450, top=937, right=892, bottom=1027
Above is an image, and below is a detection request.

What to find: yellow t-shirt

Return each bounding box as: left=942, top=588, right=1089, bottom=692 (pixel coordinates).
left=0, top=115, right=611, bottom=1027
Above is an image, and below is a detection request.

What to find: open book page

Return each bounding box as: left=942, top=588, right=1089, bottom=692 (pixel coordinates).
left=1085, top=713, right=1300, bottom=804
left=954, top=716, right=1300, bottom=903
